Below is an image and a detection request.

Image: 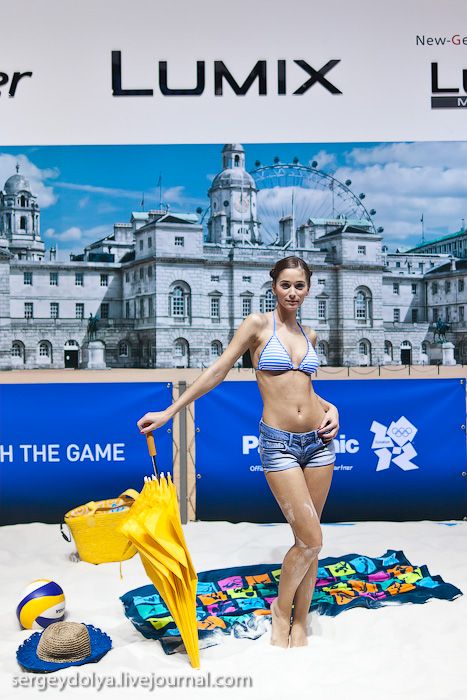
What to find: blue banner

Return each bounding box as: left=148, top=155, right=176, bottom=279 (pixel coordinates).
left=0, top=382, right=173, bottom=525
left=195, top=379, right=467, bottom=522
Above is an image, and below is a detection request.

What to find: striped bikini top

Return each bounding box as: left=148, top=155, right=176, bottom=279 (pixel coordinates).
left=255, top=309, right=320, bottom=375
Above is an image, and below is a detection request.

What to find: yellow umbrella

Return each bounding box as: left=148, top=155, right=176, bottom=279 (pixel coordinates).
left=118, top=433, right=200, bottom=668
left=124, top=476, right=198, bottom=651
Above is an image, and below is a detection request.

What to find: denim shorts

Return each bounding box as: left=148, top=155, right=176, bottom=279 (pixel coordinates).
left=258, top=419, right=336, bottom=473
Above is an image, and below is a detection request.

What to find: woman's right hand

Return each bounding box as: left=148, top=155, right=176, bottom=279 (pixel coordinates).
left=137, top=409, right=171, bottom=434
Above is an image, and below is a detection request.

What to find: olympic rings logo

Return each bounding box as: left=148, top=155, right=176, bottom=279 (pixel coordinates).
left=390, top=427, right=413, bottom=437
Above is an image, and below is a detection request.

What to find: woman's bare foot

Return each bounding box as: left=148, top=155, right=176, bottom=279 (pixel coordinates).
left=270, top=598, right=291, bottom=648
left=289, top=622, right=308, bottom=647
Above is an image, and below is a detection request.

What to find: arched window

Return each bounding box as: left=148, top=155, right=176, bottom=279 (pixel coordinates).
left=65, top=339, right=79, bottom=348
left=260, top=288, right=275, bottom=313
left=421, top=342, right=427, bottom=354
left=358, top=339, right=371, bottom=365
left=20, top=195, right=26, bottom=207
left=210, top=340, right=223, bottom=359
left=354, top=287, right=372, bottom=321
left=119, top=340, right=129, bottom=357
left=169, top=282, right=191, bottom=319
left=317, top=340, right=328, bottom=365
left=234, top=155, right=240, bottom=167
left=20, top=215, right=27, bottom=230
left=174, top=338, right=189, bottom=367
left=171, top=287, right=184, bottom=316
left=39, top=341, right=50, bottom=357
left=384, top=340, right=393, bottom=359
left=355, top=291, right=366, bottom=319
left=37, top=341, right=52, bottom=364
left=11, top=341, right=25, bottom=360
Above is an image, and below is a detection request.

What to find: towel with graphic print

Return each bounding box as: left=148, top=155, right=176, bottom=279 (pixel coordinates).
left=120, top=549, right=462, bottom=655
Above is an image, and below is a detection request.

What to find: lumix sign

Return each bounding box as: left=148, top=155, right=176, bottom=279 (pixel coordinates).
left=431, top=62, right=467, bottom=108
left=111, top=51, right=342, bottom=97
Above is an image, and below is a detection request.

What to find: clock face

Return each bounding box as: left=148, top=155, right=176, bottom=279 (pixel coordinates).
left=233, top=192, right=249, bottom=214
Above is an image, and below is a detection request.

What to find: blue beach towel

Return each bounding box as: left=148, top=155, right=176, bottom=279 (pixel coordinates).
left=120, top=549, right=462, bottom=655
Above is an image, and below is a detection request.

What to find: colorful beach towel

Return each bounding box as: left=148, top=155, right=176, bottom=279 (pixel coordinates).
left=120, top=549, right=462, bottom=655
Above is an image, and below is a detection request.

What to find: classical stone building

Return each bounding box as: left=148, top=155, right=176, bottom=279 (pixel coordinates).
left=0, top=144, right=462, bottom=371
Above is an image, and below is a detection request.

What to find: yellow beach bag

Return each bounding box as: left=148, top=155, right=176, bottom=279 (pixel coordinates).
left=61, top=489, right=140, bottom=564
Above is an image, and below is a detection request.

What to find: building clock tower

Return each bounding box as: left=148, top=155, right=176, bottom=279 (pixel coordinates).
left=0, top=165, right=45, bottom=260
left=207, top=144, right=261, bottom=245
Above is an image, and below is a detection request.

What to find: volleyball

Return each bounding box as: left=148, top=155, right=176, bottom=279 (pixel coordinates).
left=16, top=579, right=66, bottom=630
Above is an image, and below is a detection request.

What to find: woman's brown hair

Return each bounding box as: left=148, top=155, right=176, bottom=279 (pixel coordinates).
left=269, top=256, right=312, bottom=288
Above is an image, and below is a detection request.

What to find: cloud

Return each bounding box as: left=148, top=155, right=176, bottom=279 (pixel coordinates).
left=347, top=141, right=467, bottom=169
left=0, top=153, right=58, bottom=207
left=44, top=224, right=110, bottom=246
left=329, top=142, right=467, bottom=248
left=54, top=181, right=140, bottom=199
left=158, top=185, right=206, bottom=210
left=308, top=150, right=337, bottom=170
left=45, top=226, right=82, bottom=242
left=54, top=180, right=206, bottom=211
left=162, top=185, right=186, bottom=203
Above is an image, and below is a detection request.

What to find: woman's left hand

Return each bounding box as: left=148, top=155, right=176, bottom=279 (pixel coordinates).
left=317, top=405, right=339, bottom=443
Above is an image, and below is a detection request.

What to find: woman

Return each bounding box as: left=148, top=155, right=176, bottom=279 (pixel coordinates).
left=137, top=255, right=340, bottom=649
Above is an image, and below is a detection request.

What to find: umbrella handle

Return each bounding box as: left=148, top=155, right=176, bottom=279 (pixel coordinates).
left=146, top=431, right=159, bottom=477
left=146, top=432, right=156, bottom=456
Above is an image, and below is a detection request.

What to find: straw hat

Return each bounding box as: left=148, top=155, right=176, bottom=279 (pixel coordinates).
left=16, top=621, right=112, bottom=673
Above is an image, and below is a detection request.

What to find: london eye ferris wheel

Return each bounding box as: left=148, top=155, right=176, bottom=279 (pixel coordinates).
left=249, top=158, right=381, bottom=245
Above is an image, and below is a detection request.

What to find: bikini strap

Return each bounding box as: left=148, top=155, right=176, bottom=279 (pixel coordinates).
left=272, top=308, right=276, bottom=334
left=297, top=319, right=310, bottom=344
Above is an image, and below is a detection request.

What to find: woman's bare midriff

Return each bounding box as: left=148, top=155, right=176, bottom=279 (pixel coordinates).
left=255, top=369, right=325, bottom=433
left=250, top=314, right=325, bottom=433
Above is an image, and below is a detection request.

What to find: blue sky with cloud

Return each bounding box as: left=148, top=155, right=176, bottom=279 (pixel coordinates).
left=0, top=141, right=465, bottom=260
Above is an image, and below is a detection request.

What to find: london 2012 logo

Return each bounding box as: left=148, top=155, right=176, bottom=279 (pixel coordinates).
left=370, top=417, right=419, bottom=471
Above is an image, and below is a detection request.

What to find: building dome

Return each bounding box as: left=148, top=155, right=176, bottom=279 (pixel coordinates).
left=222, top=144, right=244, bottom=154
left=211, top=168, right=256, bottom=190
left=4, top=173, right=32, bottom=195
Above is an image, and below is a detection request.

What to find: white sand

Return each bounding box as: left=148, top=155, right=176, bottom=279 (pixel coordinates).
left=1, top=520, right=466, bottom=700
